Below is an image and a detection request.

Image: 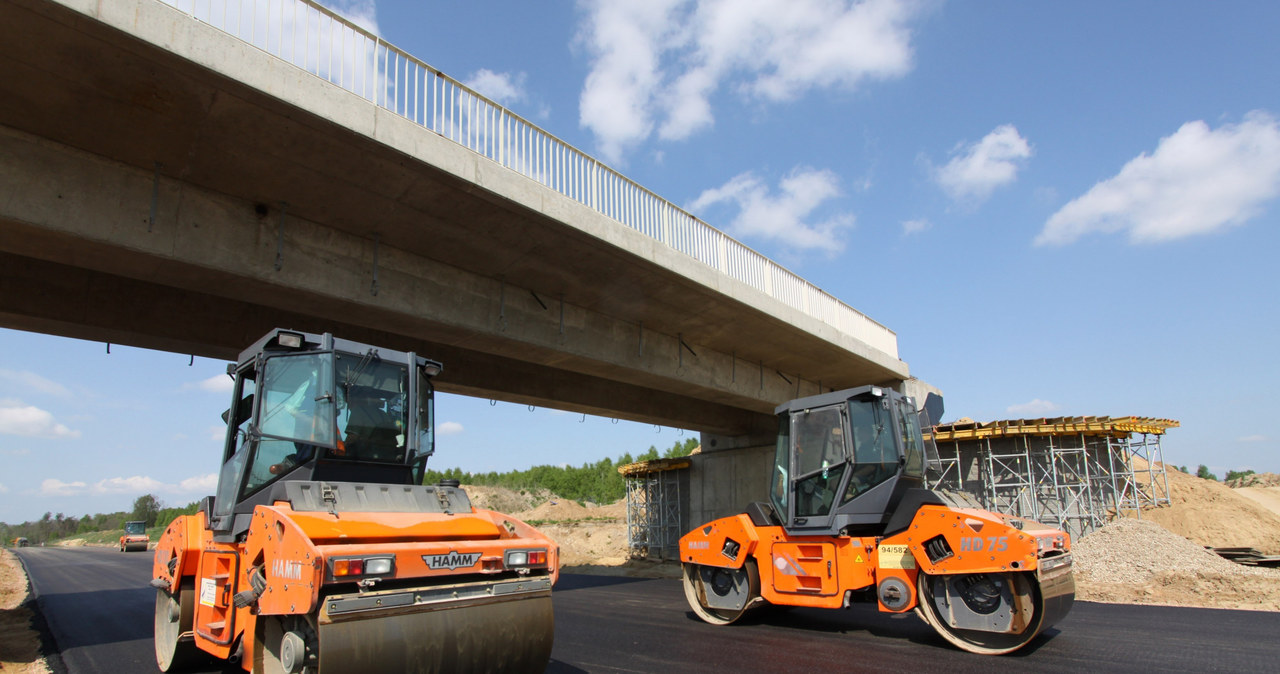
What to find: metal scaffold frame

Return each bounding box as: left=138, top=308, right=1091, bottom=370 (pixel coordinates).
left=620, top=459, right=688, bottom=560
left=926, top=416, right=1177, bottom=542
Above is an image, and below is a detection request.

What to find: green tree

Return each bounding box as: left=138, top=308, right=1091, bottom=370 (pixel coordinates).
left=1195, top=465, right=1219, bottom=482
left=132, top=494, right=163, bottom=527
left=1224, top=469, right=1256, bottom=483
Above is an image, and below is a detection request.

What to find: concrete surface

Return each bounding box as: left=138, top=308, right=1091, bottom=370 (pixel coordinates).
left=0, top=0, right=910, bottom=435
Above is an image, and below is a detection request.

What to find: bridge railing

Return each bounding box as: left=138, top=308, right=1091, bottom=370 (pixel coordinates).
left=157, top=0, right=898, bottom=359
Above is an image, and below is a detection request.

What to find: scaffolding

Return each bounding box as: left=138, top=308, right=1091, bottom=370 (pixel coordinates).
left=619, top=458, right=689, bottom=560
left=926, top=416, right=1178, bottom=541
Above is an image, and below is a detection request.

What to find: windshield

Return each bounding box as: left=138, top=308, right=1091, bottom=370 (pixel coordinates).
left=124, top=522, right=145, bottom=535
left=841, top=396, right=899, bottom=503
left=334, top=352, right=410, bottom=463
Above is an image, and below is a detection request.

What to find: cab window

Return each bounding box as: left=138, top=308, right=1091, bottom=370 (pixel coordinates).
left=791, top=406, right=846, bottom=518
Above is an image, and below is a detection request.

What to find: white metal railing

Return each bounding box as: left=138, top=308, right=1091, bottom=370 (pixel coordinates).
left=156, top=0, right=898, bottom=359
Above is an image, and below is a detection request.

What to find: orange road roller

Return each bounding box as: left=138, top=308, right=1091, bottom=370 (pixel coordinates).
left=151, top=329, right=558, bottom=672
left=680, top=386, right=1074, bottom=654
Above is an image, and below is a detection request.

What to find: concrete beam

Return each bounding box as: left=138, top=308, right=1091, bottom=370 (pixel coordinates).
left=0, top=0, right=911, bottom=436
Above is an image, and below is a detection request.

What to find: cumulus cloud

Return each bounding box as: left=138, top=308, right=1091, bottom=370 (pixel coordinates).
left=94, top=475, right=168, bottom=494
left=465, top=69, right=527, bottom=106
left=40, top=478, right=87, bottom=496
left=0, top=370, right=71, bottom=397
left=689, top=167, right=854, bottom=253
left=901, top=218, right=930, bottom=235
left=1038, top=111, right=1280, bottom=246
left=185, top=374, right=234, bottom=394
left=0, top=483, right=8, bottom=494
left=1006, top=399, right=1060, bottom=418
left=935, top=125, right=1032, bottom=203
left=1237, top=434, right=1269, bottom=443
left=178, top=473, right=219, bottom=493
left=324, top=0, right=380, bottom=34
left=577, top=0, right=926, bottom=161
left=0, top=401, right=80, bottom=438
left=37, top=473, right=221, bottom=498
left=438, top=421, right=465, bottom=436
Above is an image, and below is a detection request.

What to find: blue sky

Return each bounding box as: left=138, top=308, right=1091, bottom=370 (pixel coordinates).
left=3, top=0, right=1279, bottom=523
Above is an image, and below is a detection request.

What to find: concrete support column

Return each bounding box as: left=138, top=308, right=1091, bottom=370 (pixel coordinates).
left=684, top=431, right=777, bottom=529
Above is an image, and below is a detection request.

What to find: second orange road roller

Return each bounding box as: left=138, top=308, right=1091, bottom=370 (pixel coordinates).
left=151, top=329, right=558, bottom=672
left=680, top=385, right=1074, bottom=654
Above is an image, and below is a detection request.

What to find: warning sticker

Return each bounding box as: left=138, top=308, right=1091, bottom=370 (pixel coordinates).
left=199, top=577, right=217, bottom=607
left=877, top=544, right=916, bottom=570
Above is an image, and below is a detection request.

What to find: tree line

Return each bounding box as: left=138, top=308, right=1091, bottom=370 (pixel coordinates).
left=2, top=494, right=199, bottom=547
left=3, top=439, right=699, bottom=545
left=424, top=438, right=699, bottom=505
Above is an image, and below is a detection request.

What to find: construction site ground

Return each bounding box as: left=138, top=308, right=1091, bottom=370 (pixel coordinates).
left=4, top=469, right=1280, bottom=672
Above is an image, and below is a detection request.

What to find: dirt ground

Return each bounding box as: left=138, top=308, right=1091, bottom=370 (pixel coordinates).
left=5, top=472, right=1280, bottom=671
left=0, top=550, right=51, bottom=674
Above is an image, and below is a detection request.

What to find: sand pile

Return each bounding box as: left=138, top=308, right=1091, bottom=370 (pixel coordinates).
left=1226, top=472, right=1280, bottom=488
left=462, top=485, right=551, bottom=514
left=1072, top=518, right=1280, bottom=610
left=1140, top=465, right=1280, bottom=554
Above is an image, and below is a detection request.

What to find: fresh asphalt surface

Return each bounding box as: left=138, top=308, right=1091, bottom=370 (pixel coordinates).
left=14, top=546, right=1280, bottom=673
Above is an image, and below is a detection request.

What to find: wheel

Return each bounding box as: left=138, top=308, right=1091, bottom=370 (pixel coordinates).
left=256, top=615, right=315, bottom=674
left=154, top=579, right=201, bottom=671
left=914, top=571, right=1044, bottom=655
left=682, top=562, right=759, bottom=625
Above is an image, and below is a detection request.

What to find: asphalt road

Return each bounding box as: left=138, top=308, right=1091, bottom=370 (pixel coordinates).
left=15, top=546, right=1280, bottom=673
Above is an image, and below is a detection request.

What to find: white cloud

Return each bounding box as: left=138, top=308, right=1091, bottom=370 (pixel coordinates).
left=901, top=218, right=930, bottom=235
left=207, top=425, right=227, bottom=442
left=577, top=0, right=925, bottom=161
left=0, top=401, right=80, bottom=438
left=438, top=421, right=465, bottom=436
left=178, top=473, right=219, bottom=493
left=1038, top=111, right=1280, bottom=246
left=323, top=0, right=380, bottom=34
left=935, top=125, right=1032, bottom=202
left=465, top=69, right=527, bottom=106
left=1237, top=434, right=1269, bottom=443
left=40, top=478, right=86, bottom=496
left=93, top=475, right=168, bottom=494
left=185, top=374, right=234, bottom=394
left=689, top=167, right=854, bottom=253
left=0, top=448, right=30, bottom=456
left=0, top=483, right=7, bottom=494
left=0, top=370, right=71, bottom=397
left=1005, top=399, right=1060, bottom=418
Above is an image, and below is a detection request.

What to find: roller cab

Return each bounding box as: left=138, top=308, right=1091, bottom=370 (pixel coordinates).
left=152, top=329, right=557, bottom=673
left=120, top=520, right=149, bottom=552
left=680, top=386, right=1074, bottom=654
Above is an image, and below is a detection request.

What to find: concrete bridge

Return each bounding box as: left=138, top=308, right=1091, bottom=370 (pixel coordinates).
left=0, top=0, right=914, bottom=471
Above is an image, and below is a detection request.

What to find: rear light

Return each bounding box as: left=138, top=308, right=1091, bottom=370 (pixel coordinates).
left=505, top=549, right=548, bottom=568
left=330, top=556, right=394, bottom=579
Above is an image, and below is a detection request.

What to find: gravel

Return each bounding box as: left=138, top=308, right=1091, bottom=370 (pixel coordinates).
left=1073, top=518, right=1273, bottom=585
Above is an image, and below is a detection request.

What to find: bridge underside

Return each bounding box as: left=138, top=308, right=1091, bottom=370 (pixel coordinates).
left=0, top=0, right=909, bottom=436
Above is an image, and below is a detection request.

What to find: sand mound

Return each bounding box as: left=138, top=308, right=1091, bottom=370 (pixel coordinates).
left=1226, top=472, right=1280, bottom=488
left=1233, top=487, right=1280, bottom=519
left=462, top=485, right=551, bottom=514
left=1141, top=464, right=1280, bottom=554
left=518, top=498, right=622, bottom=523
